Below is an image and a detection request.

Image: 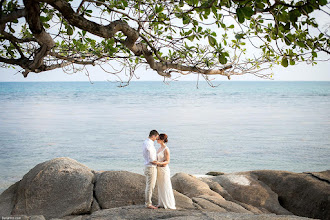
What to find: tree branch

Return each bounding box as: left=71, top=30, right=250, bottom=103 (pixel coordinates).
left=21, top=0, right=55, bottom=76
left=0, top=9, right=26, bottom=24
left=0, top=31, right=37, bottom=43
left=0, top=56, right=29, bottom=67
left=41, top=0, right=234, bottom=78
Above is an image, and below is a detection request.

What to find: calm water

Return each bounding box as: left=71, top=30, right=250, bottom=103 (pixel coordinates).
left=0, top=81, right=329, bottom=193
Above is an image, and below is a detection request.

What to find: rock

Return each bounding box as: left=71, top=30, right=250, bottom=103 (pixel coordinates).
left=94, top=171, right=192, bottom=210
left=173, top=190, right=194, bottom=209
left=94, top=171, right=157, bottom=209
left=1, top=157, right=328, bottom=220
left=30, top=215, right=46, bottom=220
left=171, top=173, right=250, bottom=213
left=206, top=172, right=225, bottom=176
left=237, top=202, right=265, bottom=214
left=305, top=170, right=330, bottom=183
left=208, top=172, right=292, bottom=215
left=192, top=197, right=227, bottom=212
left=0, top=182, right=18, bottom=216
left=251, top=170, right=330, bottom=220
left=171, top=173, right=223, bottom=199
left=0, top=215, right=46, bottom=220
left=197, top=195, right=251, bottom=213
left=89, top=205, right=313, bottom=220
left=91, top=198, right=101, bottom=213
left=200, top=177, right=233, bottom=201
left=11, top=157, right=94, bottom=219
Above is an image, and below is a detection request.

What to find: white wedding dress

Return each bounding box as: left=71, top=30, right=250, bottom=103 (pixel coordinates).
left=157, top=146, right=176, bottom=209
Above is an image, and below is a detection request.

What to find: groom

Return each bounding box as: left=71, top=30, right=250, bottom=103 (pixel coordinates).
left=142, top=130, right=159, bottom=209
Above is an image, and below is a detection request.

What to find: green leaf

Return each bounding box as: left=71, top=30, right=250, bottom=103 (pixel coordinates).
left=218, top=53, right=227, bottom=64
left=289, top=9, right=300, bottom=23
left=235, top=33, right=244, bottom=40
left=284, top=37, right=291, bottom=46
left=67, top=27, right=73, bottom=35
left=281, top=57, right=288, bottom=67
left=241, top=7, right=254, bottom=18
left=255, top=2, right=265, bottom=9
left=319, top=0, right=327, bottom=6
left=290, top=59, right=295, bottom=65
left=236, top=8, right=245, bottom=23
left=208, top=36, right=217, bottom=47
left=155, top=5, right=164, bottom=13
left=182, top=15, right=190, bottom=24
left=297, top=41, right=305, bottom=48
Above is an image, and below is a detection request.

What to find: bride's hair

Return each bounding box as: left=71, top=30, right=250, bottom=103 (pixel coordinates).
left=159, top=134, right=168, bottom=143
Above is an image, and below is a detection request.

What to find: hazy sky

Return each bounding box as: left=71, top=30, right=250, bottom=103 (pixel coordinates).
left=1, top=58, right=329, bottom=82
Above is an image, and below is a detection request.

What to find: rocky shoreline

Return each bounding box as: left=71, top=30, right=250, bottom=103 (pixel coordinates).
left=0, top=158, right=329, bottom=220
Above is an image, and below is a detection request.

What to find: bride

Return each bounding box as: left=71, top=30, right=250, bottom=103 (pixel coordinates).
left=156, top=133, right=176, bottom=209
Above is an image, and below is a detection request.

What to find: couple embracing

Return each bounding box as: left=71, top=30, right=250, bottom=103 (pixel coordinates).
left=142, top=130, right=176, bottom=210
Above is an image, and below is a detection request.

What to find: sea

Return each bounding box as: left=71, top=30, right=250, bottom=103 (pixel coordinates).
left=0, top=81, right=329, bottom=193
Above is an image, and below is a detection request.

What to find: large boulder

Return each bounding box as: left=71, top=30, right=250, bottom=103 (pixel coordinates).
left=0, top=182, right=19, bottom=216
left=9, top=158, right=94, bottom=219
left=171, top=173, right=250, bottom=213
left=173, top=190, right=195, bottom=209
left=94, top=171, right=193, bottom=210
left=207, top=172, right=292, bottom=215
left=94, top=171, right=155, bottom=209
left=251, top=170, right=330, bottom=220
left=171, top=173, right=223, bottom=199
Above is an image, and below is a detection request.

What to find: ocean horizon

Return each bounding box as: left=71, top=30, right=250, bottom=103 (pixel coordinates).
left=0, top=81, right=329, bottom=193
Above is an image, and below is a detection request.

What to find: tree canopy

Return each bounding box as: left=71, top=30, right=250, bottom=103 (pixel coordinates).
left=0, top=0, right=329, bottom=83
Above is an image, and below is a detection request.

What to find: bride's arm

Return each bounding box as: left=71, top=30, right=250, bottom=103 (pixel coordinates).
left=158, top=149, right=170, bottom=166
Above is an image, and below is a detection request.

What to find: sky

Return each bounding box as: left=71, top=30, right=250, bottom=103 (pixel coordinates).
left=1, top=58, right=329, bottom=82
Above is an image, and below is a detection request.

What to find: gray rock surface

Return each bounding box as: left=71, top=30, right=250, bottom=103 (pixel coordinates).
left=197, top=195, right=251, bottom=213
left=251, top=170, right=330, bottom=220
left=11, top=158, right=94, bottom=219
left=171, top=173, right=223, bottom=198
left=94, top=171, right=155, bottom=209
left=0, top=182, right=18, bottom=216
left=206, top=172, right=225, bottom=176
left=173, top=190, right=195, bottom=209
left=1, top=158, right=328, bottom=220
left=192, top=197, right=227, bottom=212
left=94, top=171, right=193, bottom=210
left=171, top=173, right=263, bottom=214
left=205, top=172, right=292, bottom=215
left=87, top=205, right=313, bottom=220
left=0, top=215, right=46, bottom=220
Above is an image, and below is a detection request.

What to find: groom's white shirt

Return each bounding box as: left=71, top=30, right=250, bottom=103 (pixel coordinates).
left=143, top=138, right=157, bottom=167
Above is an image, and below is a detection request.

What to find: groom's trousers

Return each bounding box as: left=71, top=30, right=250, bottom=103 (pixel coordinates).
left=144, top=166, right=157, bottom=207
